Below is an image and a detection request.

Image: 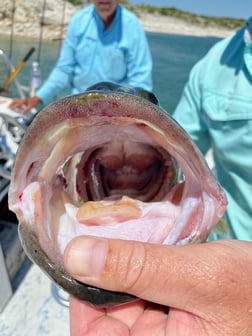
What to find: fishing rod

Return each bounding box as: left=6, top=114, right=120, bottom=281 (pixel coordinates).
left=0, top=49, right=25, bottom=97
left=8, top=0, right=16, bottom=60
left=0, top=47, right=35, bottom=92
left=37, top=0, right=47, bottom=64
left=58, top=0, right=67, bottom=56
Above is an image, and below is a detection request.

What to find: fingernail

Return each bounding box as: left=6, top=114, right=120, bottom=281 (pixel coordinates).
left=65, top=237, right=108, bottom=278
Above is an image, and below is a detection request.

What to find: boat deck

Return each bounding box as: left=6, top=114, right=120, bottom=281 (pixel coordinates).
left=0, top=263, right=69, bottom=336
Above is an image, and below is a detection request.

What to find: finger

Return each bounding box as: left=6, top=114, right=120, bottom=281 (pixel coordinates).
left=106, top=300, right=145, bottom=328
left=9, top=96, right=40, bottom=114
left=21, top=104, right=34, bottom=114
left=9, top=98, right=26, bottom=109
left=131, top=302, right=168, bottom=335
left=70, top=296, right=131, bottom=336
left=70, top=299, right=145, bottom=329
left=9, top=98, right=30, bottom=114
left=64, top=236, right=217, bottom=307
left=70, top=296, right=104, bottom=335
left=23, top=96, right=41, bottom=114
left=64, top=237, right=252, bottom=317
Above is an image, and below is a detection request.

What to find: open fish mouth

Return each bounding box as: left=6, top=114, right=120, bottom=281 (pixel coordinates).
left=8, top=82, right=226, bottom=307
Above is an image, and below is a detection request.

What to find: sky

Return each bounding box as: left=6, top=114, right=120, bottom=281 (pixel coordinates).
left=127, top=0, right=251, bottom=20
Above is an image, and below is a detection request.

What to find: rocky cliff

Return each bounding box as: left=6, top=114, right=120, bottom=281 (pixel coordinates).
left=0, top=0, right=234, bottom=40
left=0, top=0, right=79, bottom=40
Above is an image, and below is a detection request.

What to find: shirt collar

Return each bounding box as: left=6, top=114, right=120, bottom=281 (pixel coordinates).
left=244, top=16, right=252, bottom=43
left=243, top=17, right=252, bottom=76
left=92, top=5, right=120, bottom=33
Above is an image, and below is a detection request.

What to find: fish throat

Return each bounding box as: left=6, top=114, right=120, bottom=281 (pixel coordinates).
left=62, top=134, right=177, bottom=204
left=51, top=120, right=181, bottom=227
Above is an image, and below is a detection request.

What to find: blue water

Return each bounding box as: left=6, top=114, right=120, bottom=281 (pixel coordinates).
left=148, top=32, right=221, bottom=111
left=0, top=32, right=221, bottom=112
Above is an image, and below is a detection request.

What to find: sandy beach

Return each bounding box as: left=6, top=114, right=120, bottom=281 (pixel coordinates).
left=138, top=12, right=235, bottom=38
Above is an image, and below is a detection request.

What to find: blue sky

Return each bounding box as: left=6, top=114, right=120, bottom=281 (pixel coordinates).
left=127, top=0, right=250, bottom=19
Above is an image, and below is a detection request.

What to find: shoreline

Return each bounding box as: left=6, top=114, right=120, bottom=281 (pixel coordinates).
left=0, top=13, right=235, bottom=41
left=139, top=13, right=235, bottom=38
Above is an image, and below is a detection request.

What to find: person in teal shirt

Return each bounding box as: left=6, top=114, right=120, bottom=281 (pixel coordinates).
left=10, top=0, right=152, bottom=112
left=173, top=17, right=252, bottom=241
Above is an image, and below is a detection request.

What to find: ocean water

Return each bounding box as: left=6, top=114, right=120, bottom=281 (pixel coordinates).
left=0, top=32, right=221, bottom=112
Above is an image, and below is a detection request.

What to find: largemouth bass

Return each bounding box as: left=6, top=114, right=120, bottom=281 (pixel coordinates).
left=8, top=82, right=226, bottom=307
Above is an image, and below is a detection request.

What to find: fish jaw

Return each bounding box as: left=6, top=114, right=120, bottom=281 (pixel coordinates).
left=8, top=86, right=227, bottom=306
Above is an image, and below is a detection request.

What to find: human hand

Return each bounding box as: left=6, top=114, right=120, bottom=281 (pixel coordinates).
left=64, top=238, right=252, bottom=335
left=9, top=96, right=41, bottom=114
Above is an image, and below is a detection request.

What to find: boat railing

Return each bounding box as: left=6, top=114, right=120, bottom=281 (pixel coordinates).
left=0, top=48, right=35, bottom=187
left=0, top=48, right=27, bottom=99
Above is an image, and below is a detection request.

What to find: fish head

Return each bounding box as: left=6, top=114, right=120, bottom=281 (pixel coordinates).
left=8, top=82, right=227, bottom=307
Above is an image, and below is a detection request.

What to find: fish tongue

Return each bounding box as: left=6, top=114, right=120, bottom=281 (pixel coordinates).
left=76, top=196, right=142, bottom=226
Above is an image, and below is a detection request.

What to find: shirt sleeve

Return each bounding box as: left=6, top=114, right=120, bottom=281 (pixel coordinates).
left=125, top=20, right=153, bottom=92
left=36, top=18, right=77, bottom=104
left=172, top=59, right=211, bottom=156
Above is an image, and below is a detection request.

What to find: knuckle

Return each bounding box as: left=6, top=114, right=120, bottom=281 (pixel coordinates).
left=107, top=241, right=155, bottom=295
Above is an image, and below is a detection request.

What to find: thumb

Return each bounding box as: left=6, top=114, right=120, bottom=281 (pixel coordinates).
left=63, top=236, right=247, bottom=311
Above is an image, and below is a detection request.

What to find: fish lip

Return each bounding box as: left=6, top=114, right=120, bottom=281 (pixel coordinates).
left=19, top=221, right=136, bottom=307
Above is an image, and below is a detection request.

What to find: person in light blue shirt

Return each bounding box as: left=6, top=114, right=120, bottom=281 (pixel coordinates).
left=11, top=0, right=152, bottom=113
left=173, top=17, right=252, bottom=241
